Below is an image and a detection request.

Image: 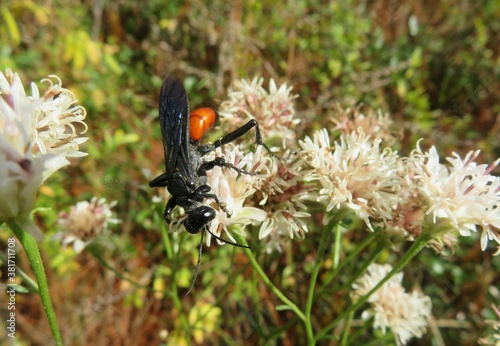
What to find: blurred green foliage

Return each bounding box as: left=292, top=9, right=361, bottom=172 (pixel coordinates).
left=1, top=0, right=499, bottom=345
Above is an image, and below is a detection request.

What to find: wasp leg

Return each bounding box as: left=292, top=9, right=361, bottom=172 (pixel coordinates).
left=163, top=197, right=178, bottom=223
left=198, top=119, right=273, bottom=155
left=149, top=172, right=170, bottom=187
left=197, top=157, right=253, bottom=177
left=192, top=185, right=230, bottom=216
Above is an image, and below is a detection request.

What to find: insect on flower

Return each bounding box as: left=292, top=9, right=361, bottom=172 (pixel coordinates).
left=149, top=76, right=273, bottom=293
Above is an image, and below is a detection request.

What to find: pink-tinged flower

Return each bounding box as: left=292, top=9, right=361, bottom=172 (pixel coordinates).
left=207, top=143, right=313, bottom=253
left=410, top=144, right=500, bottom=253
left=218, top=77, right=299, bottom=146
left=0, top=69, right=88, bottom=237
left=351, top=263, right=432, bottom=345
left=56, top=197, right=121, bottom=253
left=251, top=149, right=313, bottom=253
left=330, top=103, right=398, bottom=145
left=299, top=128, right=402, bottom=231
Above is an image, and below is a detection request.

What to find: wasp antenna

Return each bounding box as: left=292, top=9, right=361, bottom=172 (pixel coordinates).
left=185, top=231, right=204, bottom=296
left=207, top=229, right=250, bottom=249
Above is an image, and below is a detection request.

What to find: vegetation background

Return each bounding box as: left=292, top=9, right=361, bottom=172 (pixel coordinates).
left=0, top=0, right=499, bottom=345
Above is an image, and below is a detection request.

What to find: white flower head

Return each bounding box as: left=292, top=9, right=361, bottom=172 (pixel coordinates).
left=299, top=128, right=402, bottom=231
left=218, top=77, right=299, bottom=147
left=351, top=263, right=432, bottom=345
left=31, top=75, right=88, bottom=158
left=251, top=148, right=313, bottom=253
left=410, top=144, right=500, bottom=252
left=0, top=69, right=88, bottom=233
left=330, top=103, right=398, bottom=145
left=384, top=161, right=461, bottom=253
left=56, top=197, right=121, bottom=253
left=202, top=144, right=267, bottom=246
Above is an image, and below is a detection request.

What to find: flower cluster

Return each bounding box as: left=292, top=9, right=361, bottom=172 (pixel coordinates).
left=56, top=197, right=121, bottom=253
left=351, top=263, right=432, bottom=345
left=202, top=144, right=268, bottom=246
left=329, top=103, right=398, bottom=145
left=218, top=77, right=299, bottom=146
left=409, top=144, right=500, bottom=253
left=298, top=128, right=402, bottom=231
left=0, top=69, right=88, bottom=237
left=251, top=150, right=313, bottom=253
left=31, top=75, right=88, bottom=158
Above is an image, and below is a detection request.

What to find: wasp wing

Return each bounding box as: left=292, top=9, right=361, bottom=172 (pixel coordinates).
left=158, top=76, right=191, bottom=181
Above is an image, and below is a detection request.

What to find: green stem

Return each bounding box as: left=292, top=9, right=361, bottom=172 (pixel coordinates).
left=332, top=224, right=343, bottom=268
left=314, top=233, right=432, bottom=342
left=336, top=241, right=385, bottom=294
left=304, top=221, right=333, bottom=344
left=161, top=225, right=191, bottom=345
left=233, top=234, right=305, bottom=322
left=340, top=310, right=354, bottom=346
left=160, top=220, right=173, bottom=260
left=8, top=217, right=63, bottom=346
left=322, top=231, right=377, bottom=289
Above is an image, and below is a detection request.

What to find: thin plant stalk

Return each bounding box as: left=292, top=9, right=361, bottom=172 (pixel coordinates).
left=322, top=231, right=377, bottom=288
left=8, top=217, right=63, bottom=346
left=233, top=233, right=306, bottom=322
left=160, top=223, right=191, bottom=345
left=332, top=224, right=343, bottom=268
left=341, top=310, right=354, bottom=346
left=304, top=220, right=334, bottom=343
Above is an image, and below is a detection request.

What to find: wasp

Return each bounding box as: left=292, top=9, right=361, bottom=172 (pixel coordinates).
left=149, top=76, right=272, bottom=292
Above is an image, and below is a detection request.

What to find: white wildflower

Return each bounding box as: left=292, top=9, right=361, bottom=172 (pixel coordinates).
left=410, top=144, right=500, bottom=253
left=218, top=77, right=299, bottom=146
left=203, top=144, right=267, bottom=245
left=0, top=69, right=88, bottom=236
left=330, top=103, right=398, bottom=145
left=299, top=128, right=402, bottom=231
left=252, top=148, right=313, bottom=253
left=197, top=144, right=312, bottom=252
left=56, top=197, right=121, bottom=253
left=351, top=263, right=432, bottom=345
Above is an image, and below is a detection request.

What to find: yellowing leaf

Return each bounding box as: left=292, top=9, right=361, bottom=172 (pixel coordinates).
left=396, top=79, right=407, bottom=97
left=104, top=53, right=123, bottom=75
left=153, top=276, right=166, bottom=300
left=188, top=302, right=221, bottom=344
left=1, top=6, right=21, bottom=46
left=86, top=39, right=102, bottom=66
left=73, top=31, right=90, bottom=70
left=22, top=0, right=49, bottom=25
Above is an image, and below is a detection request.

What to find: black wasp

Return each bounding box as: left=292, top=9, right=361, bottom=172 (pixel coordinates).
left=149, top=76, right=272, bottom=293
